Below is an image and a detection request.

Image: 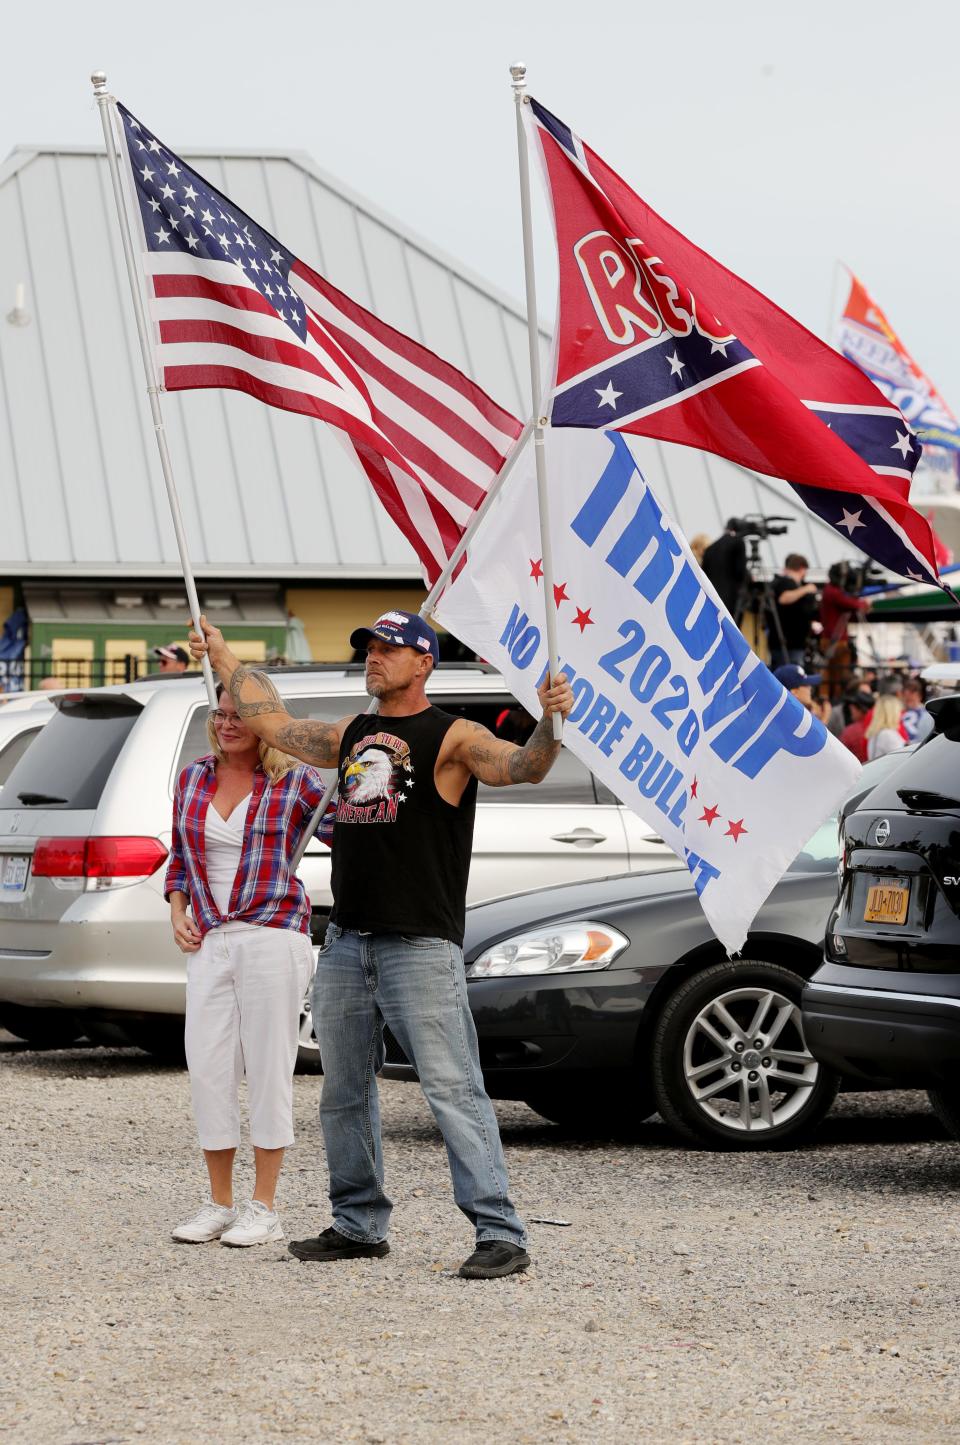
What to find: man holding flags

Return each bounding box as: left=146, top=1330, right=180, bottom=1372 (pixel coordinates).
left=189, top=610, right=572, bottom=1279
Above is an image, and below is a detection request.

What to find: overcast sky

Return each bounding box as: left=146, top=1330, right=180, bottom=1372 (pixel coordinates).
left=5, top=0, right=959, bottom=407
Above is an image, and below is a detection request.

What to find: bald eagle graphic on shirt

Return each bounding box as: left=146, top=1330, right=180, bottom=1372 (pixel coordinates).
left=336, top=731, right=413, bottom=825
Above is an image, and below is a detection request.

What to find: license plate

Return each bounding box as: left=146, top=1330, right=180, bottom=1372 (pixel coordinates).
left=864, top=877, right=910, bottom=925
left=0, top=855, right=29, bottom=894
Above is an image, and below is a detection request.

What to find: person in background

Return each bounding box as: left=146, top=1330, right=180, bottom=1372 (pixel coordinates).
left=166, top=682, right=326, bottom=1249
left=901, top=676, right=934, bottom=743
left=772, top=663, right=821, bottom=711
left=820, top=565, right=871, bottom=699
left=689, top=532, right=712, bottom=567
left=839, top=692, right=874, bottom=763
left=154, top=644, right=190, bottom=674
left=865, top=693, right=906, bottom=761
left=767, top=554, right=818, bottom=670
left=810, top=695, right=833, bottom=726
left=700, top=520, right=748, bottom=620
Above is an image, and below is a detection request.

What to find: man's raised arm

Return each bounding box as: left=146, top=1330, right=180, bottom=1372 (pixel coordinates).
left=450, top=673, right=574, bottom=787
left=189, top=618, right=345, bottom=769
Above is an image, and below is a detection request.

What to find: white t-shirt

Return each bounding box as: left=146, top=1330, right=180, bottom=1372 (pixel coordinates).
left=867, top=729, right=904, bottom=761
left=204, top=794, right=251, bottom=916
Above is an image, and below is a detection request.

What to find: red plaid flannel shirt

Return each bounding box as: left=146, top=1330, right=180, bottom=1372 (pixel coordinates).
left=164, top=755, right=327, bottom=936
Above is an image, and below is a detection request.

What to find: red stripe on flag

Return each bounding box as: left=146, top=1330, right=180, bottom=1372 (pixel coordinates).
left=313, top=310, right=513, bottom=473
left=161, top=363, right=422, bottom=479
left=152, top=271, right=279, bottom=319
left=292, top=260, right=523, bottom=439
left=300, top=313, right=488, bottom=512
left=350, top=444, right=449, bottom=584
left=158, top=316, right=343, bottom=388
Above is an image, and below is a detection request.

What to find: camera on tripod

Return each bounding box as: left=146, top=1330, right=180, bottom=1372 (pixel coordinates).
left=828, top=559, right=883, bottom=596
left=729, top=514, right=793, bottom=542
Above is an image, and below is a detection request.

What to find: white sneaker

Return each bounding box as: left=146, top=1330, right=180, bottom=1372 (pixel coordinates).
left=220, top=1200, right=284, bottom=1248
left=171, top=1201, right=239, bottom=1243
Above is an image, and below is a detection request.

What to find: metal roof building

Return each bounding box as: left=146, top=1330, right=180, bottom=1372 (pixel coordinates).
left=0, top=138, right=867, bottom=592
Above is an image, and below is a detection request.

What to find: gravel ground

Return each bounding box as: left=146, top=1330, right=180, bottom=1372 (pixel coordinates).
left=1, top=1035, right=959, bottom=1445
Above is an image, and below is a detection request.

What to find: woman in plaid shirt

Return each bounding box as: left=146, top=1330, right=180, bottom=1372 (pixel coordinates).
left=165, top=681, right=327, bottom=1249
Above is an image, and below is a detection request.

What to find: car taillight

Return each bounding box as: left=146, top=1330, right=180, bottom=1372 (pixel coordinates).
left=32, top=837, right=168, bottom=878
left=32, top=838, right=86, bottom=876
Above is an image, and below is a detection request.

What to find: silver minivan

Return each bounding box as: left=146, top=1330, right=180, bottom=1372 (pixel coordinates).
left=0, top=666, right=677, bottom=1062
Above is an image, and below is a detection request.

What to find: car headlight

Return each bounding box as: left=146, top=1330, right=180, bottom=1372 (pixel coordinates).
left=466, top=923, right=629, bottom=979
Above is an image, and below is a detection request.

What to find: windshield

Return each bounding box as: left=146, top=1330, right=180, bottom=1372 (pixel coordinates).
left=789, top=815, right=840, bottom=873
left=853, top=732, right=956, bottom=810
left=0, top=700, right=140, bottom=811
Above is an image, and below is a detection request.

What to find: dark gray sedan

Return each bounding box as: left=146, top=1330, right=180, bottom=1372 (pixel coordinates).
left=384, top=754, right=915, bottom=1150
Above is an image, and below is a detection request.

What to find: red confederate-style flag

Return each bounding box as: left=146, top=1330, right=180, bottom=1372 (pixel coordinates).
left=525, top=99, right=942, bottom=586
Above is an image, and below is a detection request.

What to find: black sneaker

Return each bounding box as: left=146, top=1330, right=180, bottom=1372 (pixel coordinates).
left=288, top=1226, right=389, bottom=1262
left=458, top=1240, right=531, bottom=1279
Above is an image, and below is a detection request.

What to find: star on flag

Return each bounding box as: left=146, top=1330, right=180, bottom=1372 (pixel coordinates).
left=725, top=818, right=748, bottom=842
left=572, top=606, right=594, bottom=633
left=838, top=508, right=866, bottom=535
left=699, top=804, right=720, bottom=826
left=553, top=582, right=569, bottom=607
left=530, top=558, right=544, bottom=582
left=595, top=379, right=622, bottom=410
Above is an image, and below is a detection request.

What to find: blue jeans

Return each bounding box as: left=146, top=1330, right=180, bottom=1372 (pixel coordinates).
left=311, top=924, right=526, bottom=1247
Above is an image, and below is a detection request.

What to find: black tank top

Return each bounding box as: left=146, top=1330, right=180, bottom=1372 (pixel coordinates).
left=329, top=707, right=478, bottom=945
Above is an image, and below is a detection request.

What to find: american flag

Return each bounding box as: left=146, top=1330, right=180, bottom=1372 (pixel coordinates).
left=115, top=103, right=523, bottom=584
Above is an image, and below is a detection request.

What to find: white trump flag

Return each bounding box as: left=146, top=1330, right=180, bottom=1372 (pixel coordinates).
left=435, top=429, right=859, bottom=955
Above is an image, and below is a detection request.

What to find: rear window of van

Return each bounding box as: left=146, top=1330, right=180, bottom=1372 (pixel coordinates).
left=0, top=699, right=141, bottom=811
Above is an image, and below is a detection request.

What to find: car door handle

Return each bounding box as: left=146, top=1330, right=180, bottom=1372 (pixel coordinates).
left=551, top=828, right=607, bottom=847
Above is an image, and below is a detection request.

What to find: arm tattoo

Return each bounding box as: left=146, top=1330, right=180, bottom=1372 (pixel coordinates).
left=229, top=666, right=286, bottom=719
left=463, top=715, right=560, bottom=787
left=507, top=713, right=559, bottom=784
left=274, top=719, right=342, bottom=769
left=225, top=666, right=341, bottom=766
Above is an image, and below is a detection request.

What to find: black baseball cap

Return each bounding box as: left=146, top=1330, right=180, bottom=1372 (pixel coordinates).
left=350, top=609, right=440, bottom=665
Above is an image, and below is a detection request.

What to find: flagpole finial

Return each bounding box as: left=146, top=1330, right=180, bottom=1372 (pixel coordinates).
left=510, top=62, right=527, bottom=91
left=91, top=71, right=108, bottom=95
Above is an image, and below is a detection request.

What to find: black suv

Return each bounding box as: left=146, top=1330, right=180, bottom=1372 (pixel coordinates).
left=803, top=696, right=960, bottom=1140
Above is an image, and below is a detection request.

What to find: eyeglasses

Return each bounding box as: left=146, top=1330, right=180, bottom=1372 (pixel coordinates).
left=211, top=709, right=244, bottom=725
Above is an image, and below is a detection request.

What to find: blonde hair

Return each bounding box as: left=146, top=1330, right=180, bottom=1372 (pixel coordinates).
left=689, top=533, right=711, bottom=565
left=206, top=676, right=296, bottom=784
left=865, top=693, right=902, bottom=740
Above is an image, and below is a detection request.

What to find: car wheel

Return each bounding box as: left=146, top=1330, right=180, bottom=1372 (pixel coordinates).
left=651, top=960, right=839, bottom=1150
left=126, top=1018, right=187, bottom=1064
left=928, top=1086, right=960, bottom=1141
left=0, top=1005, right=83, bottom=1049
left=296, top=986, right=323, bottom=1075
left=522, top=1080, right=656, bottom=1134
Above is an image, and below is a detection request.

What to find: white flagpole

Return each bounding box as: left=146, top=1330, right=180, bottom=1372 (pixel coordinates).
left=510, top=62, right=562, bottom=740
left=90, top=71, right=218, bottom=709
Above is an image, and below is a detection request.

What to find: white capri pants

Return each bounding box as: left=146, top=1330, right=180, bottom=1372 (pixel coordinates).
left=184, top=924, right=315, bottom=1150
